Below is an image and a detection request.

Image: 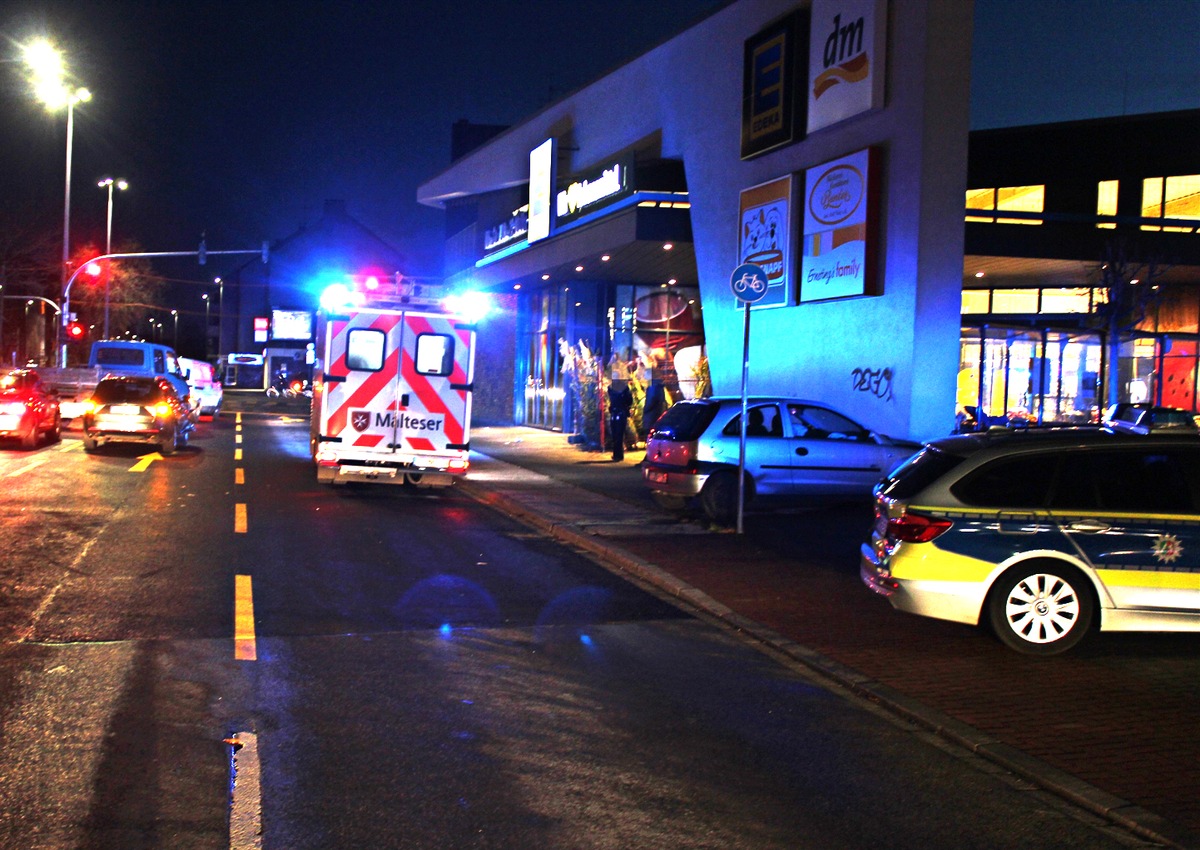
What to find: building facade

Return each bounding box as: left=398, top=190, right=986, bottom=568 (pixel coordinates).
left=419, top=0, right=974, bottom=444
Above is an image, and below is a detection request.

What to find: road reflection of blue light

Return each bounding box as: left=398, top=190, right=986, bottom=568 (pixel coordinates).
left=579, top=634, right=593, bottom=646
left=393, top=574, right=500, bottom=630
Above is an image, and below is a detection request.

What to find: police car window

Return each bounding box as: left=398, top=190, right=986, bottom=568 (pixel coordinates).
left=1093, top=449, right=1198, bottom=514
left=415, top=334, right=454, bottom=376
left=346, top=329, right=386, bottom=372
left=951, top=455, right=1058, bottom=508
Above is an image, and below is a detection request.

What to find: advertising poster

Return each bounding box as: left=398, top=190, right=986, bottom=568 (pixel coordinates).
left=801, top=147, right=879, bottom=302
left=737, top=175, right=794, bottom=309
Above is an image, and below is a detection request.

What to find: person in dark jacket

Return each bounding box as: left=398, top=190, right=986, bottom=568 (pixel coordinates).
left=607, top=379, right=633, bottom=461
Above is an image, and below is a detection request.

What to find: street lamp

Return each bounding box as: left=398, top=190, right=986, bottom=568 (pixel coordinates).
left=202, top=293, right=211, bottom=358
left=22, top=38, right=91, bottom=364
left=98, top=177, right=128, bottom=339
left=171, top=309, right=178, bottom=348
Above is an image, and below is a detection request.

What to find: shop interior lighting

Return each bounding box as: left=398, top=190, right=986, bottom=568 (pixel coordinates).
left=541, top=273, right=550, bottom=280
left=575, top=265, right=584, bottom=272
left=974, top=271, right=985, bottom=278
left=668, top=278, right=677, bottom=285
left=663, top=243, right=674, bottom=250
left=601, top=255, right=611, bottom=262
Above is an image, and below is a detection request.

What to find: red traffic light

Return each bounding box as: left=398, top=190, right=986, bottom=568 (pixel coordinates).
left=66, top=321, right=87, bottom=341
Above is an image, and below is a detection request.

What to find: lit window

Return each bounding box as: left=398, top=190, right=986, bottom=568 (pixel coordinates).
left=996, top=185, right=1044, bottom=224
left=961, top=290, right=990, bottom=314
left=1096, top=180, right=1118, bottom=229
left=991, top=289, right=1039, bottom=313
left=965, top=188, right=995, bottom=223
left=1142, top=175, right=1200, bottom=232
left=1039, top=288, right=1091, bottom=314
left=965, top=185, right=1044, bottom=224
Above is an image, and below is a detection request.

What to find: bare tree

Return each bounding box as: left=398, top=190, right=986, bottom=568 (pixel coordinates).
left=1088, top=237, right=1168, bottom=408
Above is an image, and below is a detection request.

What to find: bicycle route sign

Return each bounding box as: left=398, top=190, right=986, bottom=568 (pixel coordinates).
left=730, top=263, right=769, bottom=305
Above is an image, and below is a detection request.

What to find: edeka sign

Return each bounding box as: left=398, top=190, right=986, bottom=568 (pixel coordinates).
left=801, top=147, right=880, bottom=302
left=740, top=10, right=809, bottom=160
left=806, top=0, right=887, bottom=134
left=737, top=175, right=794, bottom=309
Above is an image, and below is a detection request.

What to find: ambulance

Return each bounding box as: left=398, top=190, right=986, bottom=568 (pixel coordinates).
left=309, top=276, right=480, bottom=487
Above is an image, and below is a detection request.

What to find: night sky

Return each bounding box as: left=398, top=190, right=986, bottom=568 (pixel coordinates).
left=1, top=0, right=1197, bottom=291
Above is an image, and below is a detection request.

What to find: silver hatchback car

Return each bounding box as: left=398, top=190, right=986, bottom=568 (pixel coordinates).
left=642, top=397, right=919, bottom=523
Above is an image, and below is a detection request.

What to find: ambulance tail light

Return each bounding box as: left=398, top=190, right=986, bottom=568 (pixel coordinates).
left=448, top=457, right=469, bottom=473
left=887, top=512, right=952, bottom=543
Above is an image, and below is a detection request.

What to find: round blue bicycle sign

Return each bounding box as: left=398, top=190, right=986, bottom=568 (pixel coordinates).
left=730, top=263, right=769, bottom=304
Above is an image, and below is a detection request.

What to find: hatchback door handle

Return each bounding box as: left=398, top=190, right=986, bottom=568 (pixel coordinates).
left=795, top=447, right=808, bottom=456
left=1068, top=520, right=1111, bottom=533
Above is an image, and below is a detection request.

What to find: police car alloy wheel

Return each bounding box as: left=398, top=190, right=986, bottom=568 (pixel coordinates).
left=987, top=563, right=1094, bottom=655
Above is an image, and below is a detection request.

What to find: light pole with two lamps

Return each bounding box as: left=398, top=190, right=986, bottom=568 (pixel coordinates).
left=97, top=177, right=128, bottom=339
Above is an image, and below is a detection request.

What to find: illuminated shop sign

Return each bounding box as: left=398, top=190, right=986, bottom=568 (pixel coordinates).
left=737, top=174, right=795, bottom=309
left=271, top=309, right=313, bottom=341
left=741, top=10, right=808, bottom=160
left=483, top=204, right=529, bottom=252
left=556, top=156, right=633, bottom=224
left=253, top=316, right=269, bottom=344
left=807, top=0, right=887, bottom=134
left=800, top=147, right=880, bottom=302
left=528, top=138, right=556, bottom=243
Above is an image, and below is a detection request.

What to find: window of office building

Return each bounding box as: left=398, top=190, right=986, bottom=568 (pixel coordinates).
left=1141, top=175, right=1200, bottom=232
left=964, top=185, right=1044, bottom=224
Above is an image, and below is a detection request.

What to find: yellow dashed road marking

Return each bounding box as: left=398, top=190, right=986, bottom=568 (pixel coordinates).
left=235, top=503, right=248, bottom=533
left=234, top=574, right=257, bottom=661
left=235, top=468, right=245, bottom=485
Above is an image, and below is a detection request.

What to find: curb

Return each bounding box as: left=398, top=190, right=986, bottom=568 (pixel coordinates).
left=461, top=473, right=1199, bottom=850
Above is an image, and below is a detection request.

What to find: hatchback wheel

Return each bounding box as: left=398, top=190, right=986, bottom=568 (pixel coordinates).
left=159, top=425, right=177, bottom=456
left=987, top=563, right=1093, bottom=655
left=700, top=469, right=747, bottom=525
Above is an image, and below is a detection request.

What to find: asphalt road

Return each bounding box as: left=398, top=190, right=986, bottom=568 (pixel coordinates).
left=0, top=413, right=1165, bottom=848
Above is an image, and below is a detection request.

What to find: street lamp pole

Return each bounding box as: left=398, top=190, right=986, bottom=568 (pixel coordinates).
left=202, top=294, right=211, bottom=359
left=98, top=177, right=128, bottom=339
left=171, top=309, right=178, bottom=348
left=215, top=277, right=225, bottom=357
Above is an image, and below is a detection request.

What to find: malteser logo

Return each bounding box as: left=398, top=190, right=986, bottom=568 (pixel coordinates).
left=350, top=410, right=371, bottom=432
left=813, top=13, right=869, bottom=99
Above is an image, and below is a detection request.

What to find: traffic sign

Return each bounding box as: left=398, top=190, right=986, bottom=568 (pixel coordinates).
left=730, top=263, right=769, bottom=304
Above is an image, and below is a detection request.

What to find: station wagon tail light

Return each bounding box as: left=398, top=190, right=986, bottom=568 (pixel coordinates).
left=82, top=399, right=99, bottom=415
left=887, top=512, right=953, bottom=543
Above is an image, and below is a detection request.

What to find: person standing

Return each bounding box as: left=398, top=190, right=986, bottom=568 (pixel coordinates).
left=607, top=379, right=633, bottom=461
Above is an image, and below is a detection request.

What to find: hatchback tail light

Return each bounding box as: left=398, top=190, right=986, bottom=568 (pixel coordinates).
left=887, top=512, right=952, bottom=543
left=153, top=401, right=173, bottom=418
left=0, top=401, right=28, bottom=416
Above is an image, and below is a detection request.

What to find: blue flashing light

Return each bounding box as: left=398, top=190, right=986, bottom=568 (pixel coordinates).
left=320, top=282, right=366, bottom=312
left=439, top=622, right=453, bottom=638
left=579, top=633, right=593, bottom=647
left=443, top=290, right=490, bottom=324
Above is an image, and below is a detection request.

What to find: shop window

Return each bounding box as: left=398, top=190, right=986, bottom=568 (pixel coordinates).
left=964, top=186, right=1044, bottom=224
left=1141, top=175, right=1200, bottom=232
left=1096, top=180, right=1118, bottom=229
left=991, top=289, right=1039, bottom=313
left=961, top=290, right=990, bottom=314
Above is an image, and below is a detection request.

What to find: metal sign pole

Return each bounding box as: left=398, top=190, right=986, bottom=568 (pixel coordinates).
left=737, top=299, right=750, bottom=534
left=729, top=262, right=767, bottom=535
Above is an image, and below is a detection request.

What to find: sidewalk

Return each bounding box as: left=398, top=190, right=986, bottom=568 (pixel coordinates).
left=463, top=425, right=1200, bottom=850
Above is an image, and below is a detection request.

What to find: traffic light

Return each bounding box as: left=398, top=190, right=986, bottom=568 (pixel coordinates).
left=65, top=321, right=87, bottom=342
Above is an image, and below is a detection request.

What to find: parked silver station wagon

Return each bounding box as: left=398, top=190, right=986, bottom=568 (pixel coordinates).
left=642, top=397, right=919, bottom=523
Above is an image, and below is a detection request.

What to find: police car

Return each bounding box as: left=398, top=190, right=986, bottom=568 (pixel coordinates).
left=861, top=425, right=1200, bottom=654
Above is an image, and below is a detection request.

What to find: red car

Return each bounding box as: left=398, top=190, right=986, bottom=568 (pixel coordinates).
left=0, top=369, right=62, bottom=449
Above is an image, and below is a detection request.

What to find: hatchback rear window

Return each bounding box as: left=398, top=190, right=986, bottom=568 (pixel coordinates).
left=878, top=447, right=964, bottom=500
left=650, top=402, right=720, bottom=441
left=93, top=381, right=164, bottom=404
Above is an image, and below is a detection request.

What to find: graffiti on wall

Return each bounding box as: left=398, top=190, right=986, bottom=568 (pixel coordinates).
left=852, top=366, right=894, bottom=401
